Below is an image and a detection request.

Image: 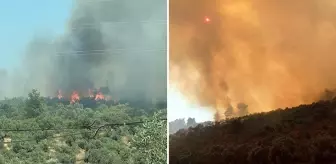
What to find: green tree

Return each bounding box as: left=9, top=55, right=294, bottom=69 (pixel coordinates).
left=132, top=110, right=167, bottom=164
left=24, top=89, right=45, bottom=118
left=0, top=89, right=167, bottom=163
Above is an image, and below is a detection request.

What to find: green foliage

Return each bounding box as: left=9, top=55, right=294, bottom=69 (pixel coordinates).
left=24, top=89, right=45, bottom=118
left=132, top=111, right=167, bottom=164
left=0, top=90, right=167, bottom=163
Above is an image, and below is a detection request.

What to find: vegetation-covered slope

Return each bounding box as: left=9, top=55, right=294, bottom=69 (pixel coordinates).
left=170, top=99, right=336, bottom=164
left=169, top=118, right=197, bottom=134
left=0, top=89, right=166, bottom=164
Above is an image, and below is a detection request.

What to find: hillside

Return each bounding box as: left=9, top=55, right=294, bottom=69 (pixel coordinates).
left=169, top=99, right=336, bottom=164
left=169, top=118, right=198, bottom=134
left=0, top=89, right=166, bottom=164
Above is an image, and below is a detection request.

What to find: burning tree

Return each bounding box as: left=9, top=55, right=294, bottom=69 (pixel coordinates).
left=54, top=86, right=112, bottom=105
left=70, top=91, right=80, bottom=104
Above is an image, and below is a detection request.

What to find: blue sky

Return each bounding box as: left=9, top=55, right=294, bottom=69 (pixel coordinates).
left=0, top=0, right=73, bottom=70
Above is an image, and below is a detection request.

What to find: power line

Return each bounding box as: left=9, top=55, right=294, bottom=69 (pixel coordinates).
left=56, top=48, right=166, bottom=53
left=50, top=20, right=167, bottom=56
left=54, top=48, right=166, bottom=56
left=0, top=127, right=83, bottom=132
left=91, top=118, right=167, bottom=138
left=3, top=132, right=84, bottom=143
left=68, top=20, right=166, bottom=31
left=73, top=20, right=166, bottom=26
left=0, top=121, right=97, bottom=132
left=0, top=118, right=167, bottom=142
left=0, top=119, right=168, bottom=161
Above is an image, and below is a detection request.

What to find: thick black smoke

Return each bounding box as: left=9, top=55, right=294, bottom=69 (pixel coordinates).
left=1, top=0, right=167, bottom=102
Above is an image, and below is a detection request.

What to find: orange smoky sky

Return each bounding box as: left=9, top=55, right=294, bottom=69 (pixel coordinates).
left=169, top=0, right=336, bottom=120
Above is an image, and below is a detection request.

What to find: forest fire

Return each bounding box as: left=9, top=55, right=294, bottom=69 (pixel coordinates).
left=70, top=91, right=80, bottom=104
left=94, top=91, right=104, bottom=101
left=170, top=0, right=336, bottom=120
left=43, top=87, right=165, bottom=111
left=55, top=88, right=110, bottom=104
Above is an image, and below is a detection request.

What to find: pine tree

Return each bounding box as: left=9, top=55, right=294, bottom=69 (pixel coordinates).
left=237, top=103, right=248, bottom=117
left=225, top=105, right=234, bottom=119
left=186, top=118, right=196, bottom=128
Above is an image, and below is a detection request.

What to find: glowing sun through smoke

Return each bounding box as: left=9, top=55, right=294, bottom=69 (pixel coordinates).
left=204, top=16, right=211, bottom=23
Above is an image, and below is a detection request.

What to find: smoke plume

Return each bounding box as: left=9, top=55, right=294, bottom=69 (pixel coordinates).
left=170, top=0, right=336, bottom=120
left=1, top=0, right=167, bottom=102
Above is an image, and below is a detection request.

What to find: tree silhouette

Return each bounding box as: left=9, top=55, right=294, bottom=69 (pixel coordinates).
left=187, top=118, right=197, bottom=127
left=236, top=103, right=248, bottom=117
left=225, top=105, right=234, bottom=119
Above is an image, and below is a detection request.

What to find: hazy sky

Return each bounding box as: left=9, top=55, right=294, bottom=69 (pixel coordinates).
left=0, top=0, right=73, bottom=70
left=168, top=87, right=214, bottom=122
left=0, top=0, right=210, bottom=122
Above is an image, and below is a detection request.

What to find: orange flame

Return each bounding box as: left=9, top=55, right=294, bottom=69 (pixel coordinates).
left=95, top=91, right=105, bottom=101
left=70, top=91, right=80, bottom=104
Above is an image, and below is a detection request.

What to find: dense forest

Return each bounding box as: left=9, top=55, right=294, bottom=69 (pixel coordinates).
left=170, top=99, right=336, bottom=164
left=0, top=89, right=167, bottom=164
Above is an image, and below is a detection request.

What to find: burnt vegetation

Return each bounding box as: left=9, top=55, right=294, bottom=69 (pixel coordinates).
left=170, top=98, right=336, bottom=164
